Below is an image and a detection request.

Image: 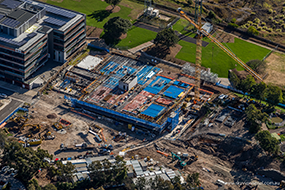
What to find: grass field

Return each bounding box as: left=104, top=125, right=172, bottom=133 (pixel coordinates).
left=42, top=0, right=132, bottom=28
left=115, top=27, right=157, bottom=49
left=176, top=38, right=270, bottom=77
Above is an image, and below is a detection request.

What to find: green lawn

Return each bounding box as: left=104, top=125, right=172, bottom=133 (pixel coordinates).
left=43, top=0, right=132, bottom=28
left=115, top=27, right=157, bottom=49
left=176, top=38, right=271, bottom=77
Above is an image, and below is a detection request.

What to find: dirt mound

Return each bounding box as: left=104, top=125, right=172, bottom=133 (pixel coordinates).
left=105, top=5, right=120, bottom=13
left=47, top=113, right=57, bottom=119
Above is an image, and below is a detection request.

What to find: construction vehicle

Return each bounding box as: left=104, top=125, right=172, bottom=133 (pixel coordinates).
left=188, top=153, right=198, bottom=164
left=31, top=124, right=41, bottom=133
left=27, top=138, right=42, bottom=146
left=280, top=180, right=285, bottom=188
left=44, top=131, right=55, bottom=140
left=89, top=130, right=102, bottom=142
left=177, top=6, right=264, bottom=102
left=60, top=142, right=95, bottom=151
left=171, top=152, right=186, bottom=167
left=53, top=122, right=63, bottom=130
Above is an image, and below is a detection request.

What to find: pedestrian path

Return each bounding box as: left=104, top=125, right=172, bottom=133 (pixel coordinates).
left=128, top=41, right=154, bottom=54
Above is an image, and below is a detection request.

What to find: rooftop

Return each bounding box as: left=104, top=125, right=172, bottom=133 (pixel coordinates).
left=0, top=0, right=84, bottom=51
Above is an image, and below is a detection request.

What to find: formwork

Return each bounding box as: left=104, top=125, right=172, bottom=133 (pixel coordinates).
left=163, top=85, right=184, bottom=99
left=65, top=96, right=179, bottom=134
left=86, top=86, right=112, bottom=103
left=155, top=97, right=173, bottom=105
left=137, top=65, right=160, bottom=85
left=144, top=76, right=172, bottom=95
left=122, top=91, right=154, bottom=114
left=141, top=104, right=166, bottom=118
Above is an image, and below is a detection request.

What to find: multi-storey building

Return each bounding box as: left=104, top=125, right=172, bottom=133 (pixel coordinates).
left=0, top=0, right=86, bottom=88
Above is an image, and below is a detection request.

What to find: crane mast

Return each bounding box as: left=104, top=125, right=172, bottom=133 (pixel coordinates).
left=194, top=0, right=203, bottom=102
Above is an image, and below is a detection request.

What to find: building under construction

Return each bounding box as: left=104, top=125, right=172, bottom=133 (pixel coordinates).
left=63, top=54, right=214, bottom=134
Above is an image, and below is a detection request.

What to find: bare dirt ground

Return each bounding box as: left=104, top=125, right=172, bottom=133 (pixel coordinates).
left=9, top=91, right=146, bottom=159
left=119, top=33, right=127, bottom=40
left=105, top=5, right=121, bottom=13
left=264, top=52, right=285, bottom=86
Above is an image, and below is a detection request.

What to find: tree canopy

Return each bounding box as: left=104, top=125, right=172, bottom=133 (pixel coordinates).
left=154, top=28, right=179, bottom=48
left=251, top=82, right=267, bottom=102
left=229, top=71, right=240, bottom=88
left=245, top=104, right=268, bottom=133
left=265, top=85, right=283, bottom=106
left=105, top=0, right=122, bottom=8
left=238, top=75, right=256, bottom=94
left=246, top=59, right=267, bottom=74
left=247, top=26, right=259, bottom=35
left=103, top=17, right=132, bottom=44
left=255, top=130, right=280, bottom=154
left=2, top=142, right=52, bottom=183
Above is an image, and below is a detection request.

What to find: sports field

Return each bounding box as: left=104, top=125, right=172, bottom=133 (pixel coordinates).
left=176, top=38, right=270, bottom=77
left=115, top=27, right=157, bottom=49
left=42, top=0, right=133, bottom=28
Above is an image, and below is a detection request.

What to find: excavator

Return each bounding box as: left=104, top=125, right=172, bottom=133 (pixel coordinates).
left=171, top=152, right=187, bottom=167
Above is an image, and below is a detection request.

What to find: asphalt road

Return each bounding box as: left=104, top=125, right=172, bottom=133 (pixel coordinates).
left=133, top=22, right=209, bottom=47
left=0, top=87, right=32, bottom=103
left=0, top=99, right=22, bottom=124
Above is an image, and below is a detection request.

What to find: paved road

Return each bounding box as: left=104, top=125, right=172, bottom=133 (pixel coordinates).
left=133, top=22, right=209, bottom=47
left=0, top=87, right=32, bottom=103
left=0, top=99, right=23, bottom=124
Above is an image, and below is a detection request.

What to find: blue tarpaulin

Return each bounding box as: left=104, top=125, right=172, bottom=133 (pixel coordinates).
left=163, top=85, right=184, bottom=99
left=144, top=76, right=172, bottom=94
left=141, top=104, right=166, bottom=118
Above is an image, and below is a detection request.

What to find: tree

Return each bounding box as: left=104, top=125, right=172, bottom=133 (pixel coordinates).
left=56, top=161, right=76, bottom=181
left=246, top=59, right=267, bottom=74
left=238, top=75, right=256, bottom=94
left=135, top=177, right=147, bottom=190
left=265, top=85, right=283, bottom=106
left=251, top=82, right=267, bottom=102
left=42, top=184, right=57, bottom=190
left=245, top=104, right=268, bottom=133
left=229, top=71, right=240, bottom=88
left=186, top=173, right=201, bottom=189
left=255, top=130, right=280, bottom=154
left=247, top=26, right=259, bottom=35
left=105, top=0, right=122, bottom=9
left=103, top=17, right=132, bottom=44
left=154, top=28, right=179, bottom=48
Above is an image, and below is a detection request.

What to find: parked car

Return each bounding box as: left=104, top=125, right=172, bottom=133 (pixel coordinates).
left=0, top=93, right=7, bottom=98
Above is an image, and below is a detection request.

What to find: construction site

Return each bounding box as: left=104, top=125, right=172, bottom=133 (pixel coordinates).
left=53, top=53, right=217, bottom=135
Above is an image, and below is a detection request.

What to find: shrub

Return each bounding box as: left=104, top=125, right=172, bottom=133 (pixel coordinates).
left=269, top=16, right=273, bottom=20
left=231, top=18, right=237, bottom=23
left=228, top=23, right=238, bottom=28
left=247, top=21, right=253, bottom=25
left=268, top=8, right=273, bottom=14
left=263, top=26, right=267, bottom=30
left=261, top=22, right=266, bottom=26
left=268, top=28, right=273, bottom=32
left=254, top=18, right=261, bottom=23
left=251, top=12, right=256, bottom=15
left=247, top=26, right=259, bottom=35
left=257, top=26, right=262, bottom=30
left=280, top=20, right=284, bottom=24
left=282, top=7, right=285, bottom=13
left=273, top=10, right=277, bottom=14
left=276, top=29, right=282, bottom=32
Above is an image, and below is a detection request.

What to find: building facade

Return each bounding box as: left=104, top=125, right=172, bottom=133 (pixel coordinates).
left=0, top=0, right=86, bottom=88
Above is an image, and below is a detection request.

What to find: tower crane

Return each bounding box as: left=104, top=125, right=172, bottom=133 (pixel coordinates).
left=177, top=7, right=264, bottom=102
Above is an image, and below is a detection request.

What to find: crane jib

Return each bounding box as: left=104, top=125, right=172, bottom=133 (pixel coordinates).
left=178, top=9, right=264, bottom=82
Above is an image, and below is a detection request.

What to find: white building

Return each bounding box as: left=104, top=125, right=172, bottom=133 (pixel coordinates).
left=119, top=74, right=137, bottom=91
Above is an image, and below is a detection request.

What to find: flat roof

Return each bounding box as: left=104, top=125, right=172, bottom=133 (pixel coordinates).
left=77, top=55, right=102, bottom=71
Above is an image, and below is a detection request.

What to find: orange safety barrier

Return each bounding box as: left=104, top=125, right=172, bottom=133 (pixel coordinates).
left=101, top=129, right=107, bottom=143
left=157, top=74, right=175, bottom=80
left=157, top=150, right=169, bottom=157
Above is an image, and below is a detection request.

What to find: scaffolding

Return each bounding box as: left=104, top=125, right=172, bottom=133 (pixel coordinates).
left=182, top=63, right=218, bottom=84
